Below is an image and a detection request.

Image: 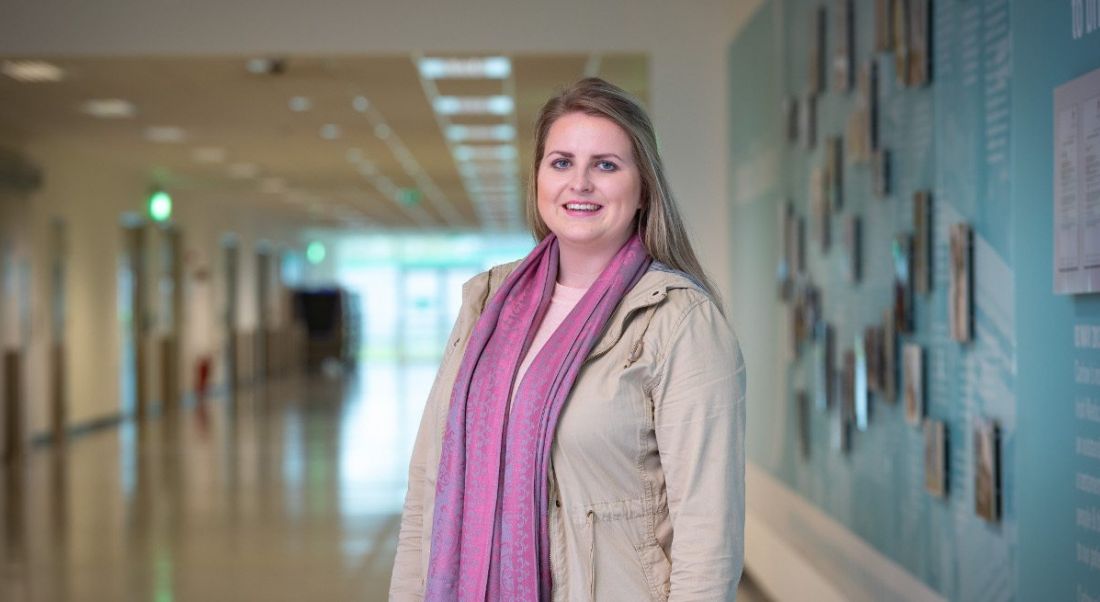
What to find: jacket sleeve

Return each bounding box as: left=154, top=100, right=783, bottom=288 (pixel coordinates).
left=650, top=297, right=746, bottom=601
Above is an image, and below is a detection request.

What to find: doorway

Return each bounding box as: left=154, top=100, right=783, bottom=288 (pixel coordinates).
left=49, top=218, right=67, bottom=442
left=118, top=219, right=146, bottom=419
left=157, top=226, right=182, bottom=410
left=222, top=238, right=239, bottom=395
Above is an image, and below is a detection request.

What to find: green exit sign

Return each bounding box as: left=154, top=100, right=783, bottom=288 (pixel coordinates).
left=398, top=188, right=422, bottom=206
left=148, top=190, right=172, bottom=222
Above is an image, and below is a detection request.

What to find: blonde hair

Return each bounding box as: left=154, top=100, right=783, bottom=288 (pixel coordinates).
left=526, top=77, right=722, bottom=306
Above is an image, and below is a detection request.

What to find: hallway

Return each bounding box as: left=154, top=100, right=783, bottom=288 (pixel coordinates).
left=1, top=361, right=772, bottom=601
left=0, top=363, right=436, bottom=601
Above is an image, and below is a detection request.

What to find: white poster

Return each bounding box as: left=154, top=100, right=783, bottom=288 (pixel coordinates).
left=1054, top=67, right=1100, bottom=294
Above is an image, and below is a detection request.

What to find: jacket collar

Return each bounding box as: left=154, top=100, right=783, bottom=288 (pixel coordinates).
left=464, top=260, right=702, bottom=357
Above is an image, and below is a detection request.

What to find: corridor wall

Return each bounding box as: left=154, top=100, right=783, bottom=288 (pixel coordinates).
left=8, top=138, right=299, bottom=438
left=728, top=0, right=1100, bottom=599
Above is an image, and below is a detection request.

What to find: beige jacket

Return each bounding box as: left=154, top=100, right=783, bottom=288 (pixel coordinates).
left=390, top=261, right=746, bottom=601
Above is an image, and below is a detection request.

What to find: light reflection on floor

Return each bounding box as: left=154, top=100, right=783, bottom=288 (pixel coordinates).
left=0, top=360, right=436, bottom=602
left=0, top=360, right=771, bottom=601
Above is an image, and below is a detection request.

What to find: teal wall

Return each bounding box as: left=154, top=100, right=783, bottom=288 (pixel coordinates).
left=1013, top=1, right=1100, bottom=599
left=729, top=0, right=1100, bottom=598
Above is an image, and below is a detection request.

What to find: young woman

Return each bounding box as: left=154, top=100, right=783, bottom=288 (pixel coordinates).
left=390, top=77, right=745, bottom=601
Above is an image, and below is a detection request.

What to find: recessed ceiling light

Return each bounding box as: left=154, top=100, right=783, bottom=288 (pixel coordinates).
left=433, top=95, right=514, bottom=116
left=192, top=147, right=227, bottom=163
left=446, top=124, right=516, bottom=142
left=246, top=57, right=287, bottom=75
left=2, top=60, right=65, bottom=83
left=418, top=57, right=511, bottom=79
left=320, top=124, right=342, bottom=140
left=145, top=126, right=187, bottom=143
left=81, top=98, right=136, bottom=119
left=374, top=124, right=391, bottom=139
left=352, top=96, right=370, bottom=112
left=289, top=96, right=312, bottom=112
left=460, top=162, right=519, bottom=177
left=454, top=145, right=517, bottom=162
left=228, top=163, right=260, bottom=179
left=260, top=177, right=285, bottom=193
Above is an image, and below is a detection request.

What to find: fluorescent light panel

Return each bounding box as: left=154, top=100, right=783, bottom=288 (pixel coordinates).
left=2, top=60, right=65, bottom=82
left=460, top=162, right=518, bottom=176
left=81, top=98, right=136, bottom=119
left=228, top=163, right=260, bottom=179
left=454, top=145, right=517, bottom=162
left=145, top=126, right=187, bottom=143
left=434, top=95, right=514, bottom=116
left=260, top=177, right=285, bottom=193
left=447, top=124, right=516, bottom=142
left=419, top=57, right=511, bottom=79
left=192, top=147, right=227, bottom=163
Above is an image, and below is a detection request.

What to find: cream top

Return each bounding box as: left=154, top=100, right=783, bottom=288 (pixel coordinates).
left=511, top=282, right=589, bottom=400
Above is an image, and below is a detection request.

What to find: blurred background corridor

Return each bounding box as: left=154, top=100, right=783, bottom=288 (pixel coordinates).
left=3, top=0, right=1100, bottom=600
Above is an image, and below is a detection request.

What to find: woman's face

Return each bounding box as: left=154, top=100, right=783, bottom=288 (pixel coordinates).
left=536, top=112, right=642, bottom=256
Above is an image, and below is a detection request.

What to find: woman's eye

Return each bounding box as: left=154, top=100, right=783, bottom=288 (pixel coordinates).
left=596, top=160, right=618, bottom=171
left=550, top=158, right=571, bottom=169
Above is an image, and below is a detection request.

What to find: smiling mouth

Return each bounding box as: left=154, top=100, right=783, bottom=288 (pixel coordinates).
left=564, top=202, right=602, bottom=213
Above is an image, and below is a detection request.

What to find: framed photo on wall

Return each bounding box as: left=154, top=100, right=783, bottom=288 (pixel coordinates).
left=874, top=0, right=894, bottom=53
left=833, top=0, right=854, bottom=92
left=809, top=5, right=827, bottom=94
left=815, top=321, right=835, bottom=410
left=914, top=191, right=932, bottom=295
left=893, top=234, right=914, bottom=333
left=801, top=93, right=818, bottom=149
left=924, top=418, right=948, bottom=497
left=908, top=0, right=931, bottom=86
left=974, top=418, right=1001, bottom=522
left=843, top=215, right=862, bottom=284
left=827, top=137, right=844, bottom=211
left=842, top=348, right=856, bottom=427
left=903, top=343, right=923, bottom=426
left=872, top=149, right=891, bottom=198
left=785, top=96, right=800, bottom=144
left=846, top=61, right=879, bottom=164
left=811, top=166, right=830, bottom=250
left=892, top=0, right=910, bottom=86
left=950, top=223, right=973, bottom=342
left=865, top=326, right=884, bottom=396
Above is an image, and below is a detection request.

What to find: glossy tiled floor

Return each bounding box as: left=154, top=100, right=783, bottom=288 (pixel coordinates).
left=1, top=362, right=770, bottom=601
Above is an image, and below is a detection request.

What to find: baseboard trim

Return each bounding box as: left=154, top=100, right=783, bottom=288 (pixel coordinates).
left=745, top=462, right=945, bottom=602
left=29, top=382, right=234, bottom=447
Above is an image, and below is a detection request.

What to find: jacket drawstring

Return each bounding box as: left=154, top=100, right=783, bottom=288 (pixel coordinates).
left=624, top=305, right=659, bottom=369
left=586, top=510, right=596, bottom=601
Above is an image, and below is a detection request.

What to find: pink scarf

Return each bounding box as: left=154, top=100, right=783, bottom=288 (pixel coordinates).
left=425, top=233, right=651, bottom=601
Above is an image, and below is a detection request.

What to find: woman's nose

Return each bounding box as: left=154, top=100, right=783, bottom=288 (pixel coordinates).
left=570, top=169, right=593, bottom=193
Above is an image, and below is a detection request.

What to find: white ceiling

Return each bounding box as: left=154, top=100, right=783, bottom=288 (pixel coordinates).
left=0, top=53, right=648, bottom=231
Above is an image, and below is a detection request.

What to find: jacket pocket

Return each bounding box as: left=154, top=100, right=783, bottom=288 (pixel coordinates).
left=633, top=540, right=671, bottom=602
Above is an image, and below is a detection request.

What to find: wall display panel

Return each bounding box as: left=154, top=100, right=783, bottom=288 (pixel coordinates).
left=729, top=0, right=1020, bottom=598
left=924, top=418, right=948, bottom=498
left=1012, top=2, right=1100, bottom=600
left=903, top=342, right=924, bottom=426
left=832, top=0, right=854, bottom=93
